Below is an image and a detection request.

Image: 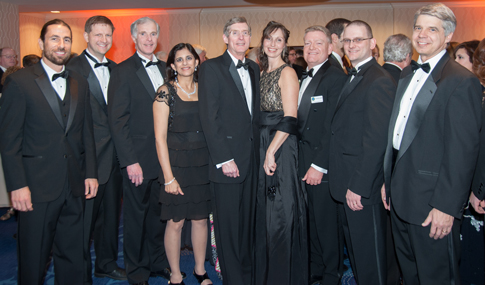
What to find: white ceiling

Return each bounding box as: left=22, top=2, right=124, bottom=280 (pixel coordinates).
left=0, top=0, right=475, bottom=13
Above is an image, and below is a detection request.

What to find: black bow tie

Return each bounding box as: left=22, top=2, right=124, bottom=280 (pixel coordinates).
left=347, top=67, right=358, bottom=76
left=52, top=70, right=68, bottom=81
left=411, top=61, right=431, bottom=73
left=145, top=61, right=160, bottom=68
left=301, top=68, right=314, bottom=80
left=236, top=60, right=249, bottom=70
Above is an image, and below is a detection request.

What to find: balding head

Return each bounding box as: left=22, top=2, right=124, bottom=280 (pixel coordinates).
left=0, top=47, right=17, bottom=69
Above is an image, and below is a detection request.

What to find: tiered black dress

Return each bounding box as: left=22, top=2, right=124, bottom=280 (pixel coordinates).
left=155, top=83, right=211, bottom=222
left=254, top=64, right=308, bottom=285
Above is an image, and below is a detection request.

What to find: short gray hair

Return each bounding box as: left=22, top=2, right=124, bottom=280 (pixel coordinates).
left=131, top=17, right=160, bottom=38
left=383, top=34, right=413, bottom=62
left=414, top=3, right=456, bottom=36
left=192, top=44, right=207, bottom=55
left=303, top=25, right=332, bottom=43
left=223, top=17, right=251, bottom=37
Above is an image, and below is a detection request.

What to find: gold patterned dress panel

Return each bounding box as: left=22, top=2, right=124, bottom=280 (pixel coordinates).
left=260, top=64, right=289, bottom=112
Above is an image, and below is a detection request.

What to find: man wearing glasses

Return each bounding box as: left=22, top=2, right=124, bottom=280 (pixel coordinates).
left=0, top=47, right=18, bottom=92
left=328, top=20, right=396, bottom=285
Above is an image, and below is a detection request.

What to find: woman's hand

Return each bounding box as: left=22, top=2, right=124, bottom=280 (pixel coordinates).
left=165, top=179, right=184, bottom=195
left=264, top=152, right=277, bottom=176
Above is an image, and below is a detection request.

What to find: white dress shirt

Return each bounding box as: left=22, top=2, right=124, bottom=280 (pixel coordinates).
left=41, top=58, right=66, bottom=100
left=393, top=49, right=446, bottom=149
left=137, top=52, right=164, bottom=92
left=85, top=49, right=110, bottom=103
left=350, top=56, right=373, bottom=82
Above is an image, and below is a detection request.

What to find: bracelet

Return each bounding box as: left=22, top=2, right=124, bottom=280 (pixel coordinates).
left=164, top=177, right=176, bottom=186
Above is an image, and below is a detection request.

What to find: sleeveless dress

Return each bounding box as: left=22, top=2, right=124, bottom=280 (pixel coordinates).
left=254, top=64, right=308, bottom=285
left=155, top=82, right=211, bottom=222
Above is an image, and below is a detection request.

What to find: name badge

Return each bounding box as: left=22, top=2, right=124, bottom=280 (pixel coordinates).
left=311, top=95, right=323, bottom=104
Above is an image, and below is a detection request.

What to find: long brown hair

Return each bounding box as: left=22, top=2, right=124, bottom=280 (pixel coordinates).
left=258, top=21, right=290, bottom=72
left=473, top=38, right=485, bottom=86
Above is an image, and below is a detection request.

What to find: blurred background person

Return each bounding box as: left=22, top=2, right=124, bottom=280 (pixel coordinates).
left=156, top=50, right=168, bottom=62
left=22, top=54, right=40, bottom=68
left=0, top=47, right=17, bottom=92
left=382, top=34, right=413, bottom=83
left=454, top=40, right=479, bottom=73
left=193, top=44, right=208, bottom=64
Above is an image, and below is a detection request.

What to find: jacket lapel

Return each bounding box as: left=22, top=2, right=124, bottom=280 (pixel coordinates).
left=65, top=76, right=78, bottom=133
left=298, top=61, right=330, bottom=134
left=248, top=63, right=257, bottom=119
left=79, top=52, right=108, bottom=113
left=134, top=54, right=157, bottom=99
left=34, top=64, right=64, bottom=129
left=395, top=54, right=448, bottom=163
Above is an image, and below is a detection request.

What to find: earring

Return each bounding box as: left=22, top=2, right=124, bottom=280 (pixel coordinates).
left=195, top=66, right=198, bottom=71
left=174, top=70, right=177, bottom=76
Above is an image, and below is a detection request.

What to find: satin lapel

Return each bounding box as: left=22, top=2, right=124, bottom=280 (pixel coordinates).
left=396, top=55, right=448, bottom=162
left=86, top=70, right=107, bottom=114
left=228, top=63, right=246, bottom=102
left=297, top=61, right=330, bottom=134
left=65, top=76, right=79, bottom=133
left=136, top=63, right=156, bottom=99
left=248, top=64, right=257, bottom=119
left=35, top=69, right=64, bottom=129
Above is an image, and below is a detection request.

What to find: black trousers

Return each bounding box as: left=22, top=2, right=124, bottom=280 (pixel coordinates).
left=83, top=164, right=123, bottom=282
left=211, top=163, right=257, bottom=285
left=307, top=181, right=343, bottom=285
left=338, top=201, right=387, bottom=285
left=390, top=206, right=461, bottom=285
left=121, top=170, right=168, bottom=284
left=18, top=183, right=84, bottom=285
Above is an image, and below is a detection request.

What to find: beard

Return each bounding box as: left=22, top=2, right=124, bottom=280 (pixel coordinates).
left=43, top=47, right=70, bottom=66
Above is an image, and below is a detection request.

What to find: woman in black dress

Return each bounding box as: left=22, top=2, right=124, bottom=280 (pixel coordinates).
left=153, top=43, right=212, bottom=285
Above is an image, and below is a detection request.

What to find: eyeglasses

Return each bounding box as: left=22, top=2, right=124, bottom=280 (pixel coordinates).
left=229, top=30, right=250, bottom=37
left=289, top=53, right=296, bottom=56
left=341, top=38, right=372, bottom=45
left=1, top=55, right=17, bottom=59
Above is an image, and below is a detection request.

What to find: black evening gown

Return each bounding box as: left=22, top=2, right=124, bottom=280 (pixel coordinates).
left=155, top=83, right=211, bottom=222
left=254, top=64, right=308, bottom=285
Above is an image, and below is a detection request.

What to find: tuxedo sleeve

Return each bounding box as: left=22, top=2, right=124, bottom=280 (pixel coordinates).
left=312, top=72, right=347, bottom=169
left=108, top=66, right=138, bottom=168
left=198, top=62, right=233, bottom=166
left=349, top=75, right=395, bottom=198
left=82, top=82, right=97, bottom=179
left=0, top=77, right=29, bottom=191
left=430, top=77, right=482, bottom=218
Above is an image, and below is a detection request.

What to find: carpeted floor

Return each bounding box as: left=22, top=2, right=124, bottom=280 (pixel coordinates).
left=0, top=207, right=356, bottom=285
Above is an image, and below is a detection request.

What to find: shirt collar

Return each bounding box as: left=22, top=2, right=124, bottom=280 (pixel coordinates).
left=227, top=50, right=246, bottom=67
left=41, top=58, right=65, bottom=79
left=85, top=49, right=108, bottom=64
left=417, top=49, right=446, bottom=72
left=137, top=51, right=157, bottom=65
left=0, top=65, right=6, bottom=72
left=354, top=56, right=373, bottom=71
left=331, top=51, right=344, bottom=68
left=384, top=62, right=403, bottom=71
left=307, top=59, right=328, bottom=74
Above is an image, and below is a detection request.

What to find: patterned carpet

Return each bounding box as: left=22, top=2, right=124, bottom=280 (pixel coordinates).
left=0, top=207, right=356, bottom=285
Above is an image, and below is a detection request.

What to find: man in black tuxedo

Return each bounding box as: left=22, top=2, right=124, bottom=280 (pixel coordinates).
left=199, top=16, right=260, bottom=285
left=288, top=47, right=304, bottom=80
left=297, top=25, right=347, bottom=285
left=0, top=47, right=17, bottom=92
left=325, top=18, right=350, bottom=71
left=108, top=17, right=169, bottom=285
left=382, top=4, right=482, bottom=283
left=67, top=16, right=125, bottom=283
left=0, top=19, right=98, bottom=284
left=382, top=34, right=413, bottom=83
left=328, top=20, right=395, bottom=285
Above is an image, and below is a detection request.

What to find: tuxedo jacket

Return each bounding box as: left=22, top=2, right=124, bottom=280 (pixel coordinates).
left=292, top=64, right=304, bottom=81
left=0, top=62, right=97, bottom=203
left=199, top=50, right=260, bottom=184
left=297, top=61, right=347, bottom=179
left=328, top=53, right=343, bottom=70
left=329, top=58, right=396, bottom=205
left=382, top=63, right=401, bottom=84
left=108, top=53, right=166, bottom=180
left=67, top=51, right=117, bottom=184
left=383, top=53, right=482, bottom=225
left=0, top=68, right=4, bottom=93
left=472, top=102, right=485, bottom=200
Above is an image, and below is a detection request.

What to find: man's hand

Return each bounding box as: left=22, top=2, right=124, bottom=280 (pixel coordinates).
left=127, top=163, right=144, bottom=186
left=381, top=183, right=390, bottom=211
left=422, top=208, right=454, bottom=240
left=11, top=186, right=33, bottom=212
left=346, top=189, right=363, bottom=211
left=469, top=191, right=485, bottom=214
left=302, top=167, right=324, bottom=185
left=222, top=160, right=240, bottom=178
left=85, top=178, right=99, bottom=199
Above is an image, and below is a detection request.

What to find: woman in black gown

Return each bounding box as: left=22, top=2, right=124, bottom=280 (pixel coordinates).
left=254, top=21, right=307, bottom=285
left=153, top=43, right=212, bottom=285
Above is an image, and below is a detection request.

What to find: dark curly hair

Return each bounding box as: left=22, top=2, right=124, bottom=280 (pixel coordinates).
left=165, top=43, right=200, bottom=82
left=454, top=40, right=479, bottom=64
left=473, top=38, right=485, bottom=86
left=258, top=21, right=290, bottom=72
